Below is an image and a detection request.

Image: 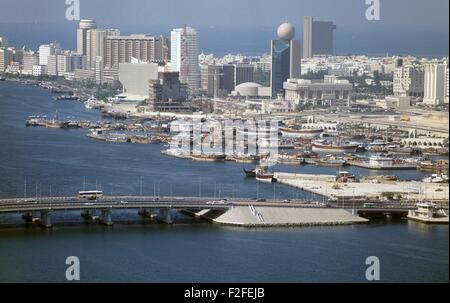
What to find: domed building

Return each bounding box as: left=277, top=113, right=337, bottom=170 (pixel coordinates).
left=232, top=82, right=271, bottom=98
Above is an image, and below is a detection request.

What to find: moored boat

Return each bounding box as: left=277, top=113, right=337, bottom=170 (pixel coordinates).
left=280, top=127, right=323, bottom=139
left=311, top=139, right=359, bottom=153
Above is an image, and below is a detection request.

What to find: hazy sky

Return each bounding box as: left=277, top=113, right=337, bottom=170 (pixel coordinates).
left=0, top=0, right=448, bottom=31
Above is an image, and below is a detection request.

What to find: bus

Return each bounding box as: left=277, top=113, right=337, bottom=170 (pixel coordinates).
left=78, top=190, right=103, bottom=200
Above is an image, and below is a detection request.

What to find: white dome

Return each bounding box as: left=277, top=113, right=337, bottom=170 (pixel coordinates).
left=235, top=82, right=263, bottom=97
left=277, top=23, right=295, bottom=40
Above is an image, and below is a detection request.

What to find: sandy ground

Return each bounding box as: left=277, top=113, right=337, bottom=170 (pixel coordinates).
left=275, top=173, right=450, bottom=202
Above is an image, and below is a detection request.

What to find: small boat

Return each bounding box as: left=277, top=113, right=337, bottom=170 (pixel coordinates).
left=255, top=166, right=275, bottom=183
left=243, top=168, right=257, bottom=177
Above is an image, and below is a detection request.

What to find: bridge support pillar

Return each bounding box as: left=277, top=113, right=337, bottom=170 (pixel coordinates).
left=39, top=211, right=52, bottom=228
left=158, top=209, right=173, bottom=224
left=22, top=212, right=39, bottom=223
left=99, top=208, right=113, bottom=226
left=81, top=209, right=98, bottom=222
left=138, top=209, right=157, bottom=220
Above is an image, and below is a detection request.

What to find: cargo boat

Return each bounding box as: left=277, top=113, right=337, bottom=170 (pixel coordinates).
left=280, top=127, right=323, bottom=139
left=311, top=139, right=359, bottom=153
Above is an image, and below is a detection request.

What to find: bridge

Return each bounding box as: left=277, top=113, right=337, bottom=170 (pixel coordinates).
left=0, top=195, right=430, bottom=228
left=0, top=195, right=323, bottom=228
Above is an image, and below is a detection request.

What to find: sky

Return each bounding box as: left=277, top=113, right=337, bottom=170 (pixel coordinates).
left=0, top=0, right=448, bottom=30
left=0, top=0, right=448, bottom=57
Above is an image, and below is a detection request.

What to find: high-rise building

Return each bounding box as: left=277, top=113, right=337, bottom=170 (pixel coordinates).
left=444, top=60, right=449, bottom=104
left=104, top=34, right=169, bottom=69
left=38, top=43, right=60, bottom=66
left=393, top=65, right=424, bottom=98
left=47, top=54, right=58, bottom=76
left=170, top=26, right=200, bottom=96
left=22, top=51, right=39, bottom=75
left=234, top=64, right=254, bottom=86
left=77, top=20, right=97, bottom=55
left=86, top=28, right=120, bottom=69
left=95, top=56, right=104, bottom=84
left=0, top=48, right=12, bottom=72
left=270, top=23, right=301, bottom=97
left=70, top=54, right=87, bottom=71
left=423, top=61, right=447, bottom=106
left=57, top=54, right=72, bottom=76
left=303, top=16, right=336, bottom=58
left=148, top=72, right=189, bottom=112
left=0, top=37, right=8, bottom=48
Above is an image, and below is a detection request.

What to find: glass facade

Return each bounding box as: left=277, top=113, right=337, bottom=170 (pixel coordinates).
left=271, top=40, right=291, bottom=97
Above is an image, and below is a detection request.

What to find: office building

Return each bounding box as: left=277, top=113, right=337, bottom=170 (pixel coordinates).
left=270, top=22, right=301, bottom=97
left=95, top=56, right=104, bottom=84
left=303, top=16, right=336, bottom=58
left=423, top=61, right=447, bottom=106
left=0, top=48, right=12, bottom=72
left=393, top=65, right=424, bottom=98
left=57, top=54, right=72, bottom=76
left=171, top=26, right=200, bottom=96
left=148, top=71, right=189, bottom=112
left=70, top=54, right=87, bottom=71
left=0, top=37, right=8, bottom=48
left=77, top=19, right=97, bottom=55
left=39, top=43, right=60, bottom=66
left=47, top=54, right=58, bottom=76
left=284, top=75, right=352, bottom=106
left=22, top=51, right=39, bottom=75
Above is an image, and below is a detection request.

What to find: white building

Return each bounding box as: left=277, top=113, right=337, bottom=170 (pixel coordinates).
left=22, top=51, right=39, bottom=75
left=284, top=75, right=352, bottom=106
left=393, top=65, right=424, bottom=98
left=0, top=48, right=12, bottom=72
left=118, top=62, right=159, bottom=101
left=32, top=65, right=43, bottom=76
left=423, top=61, right=447, bottom=106
left=38, top=43, right=60, bottom=66
left=77, top=20, right=97, bottom=55
left=378, top=96, right=411, bottom=109
left=171, top=26, right=200, bottom=96
left=0, top=37, right=8, bottom=48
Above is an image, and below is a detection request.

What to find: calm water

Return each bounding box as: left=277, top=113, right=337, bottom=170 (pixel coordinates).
left=0, top=81, right=448, bottom=283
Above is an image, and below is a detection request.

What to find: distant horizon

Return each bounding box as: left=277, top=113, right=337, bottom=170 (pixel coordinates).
left=0, top=22, right=448, bottom=59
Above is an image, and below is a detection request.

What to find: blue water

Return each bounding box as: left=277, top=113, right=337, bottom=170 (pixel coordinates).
left=0, top=81, right=448, bottom=283
left=0, top=23, right=448, bottom=58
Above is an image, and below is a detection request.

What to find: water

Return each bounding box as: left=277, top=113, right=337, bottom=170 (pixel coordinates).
left=0, top=23, right=448, bottom=58
left=0, top=81, right=448, bottom=283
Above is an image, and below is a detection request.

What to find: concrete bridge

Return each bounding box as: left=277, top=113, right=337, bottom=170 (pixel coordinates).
left=0, top=195, right=321, bottom=228
left=0, top=195, right=431, bottom=228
